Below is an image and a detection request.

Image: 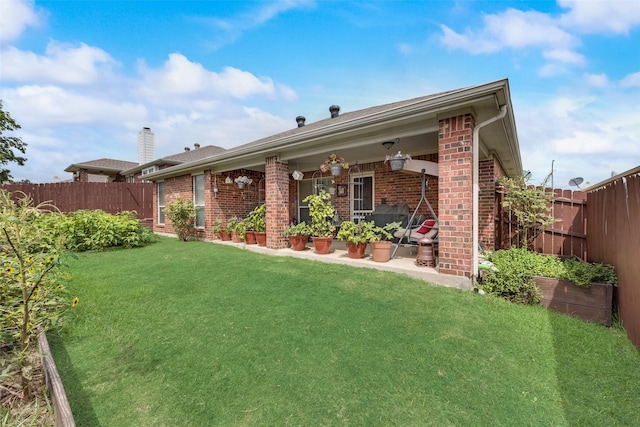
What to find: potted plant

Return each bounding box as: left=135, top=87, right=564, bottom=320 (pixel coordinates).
left=211, top=218, right=223, bottom=240
left=320, top=153, right=349, bottom=176
left=283, top=222, right=310, bottom=251
left=336, top=220, right=368, bottom=259
left=234, top=175, right=252, bottom=189
left=384, top=151, right=412, bottom=171
left=302, top=190, right=336, bottom=254
left=227, top=216, right=245, bottom=242
left=243, top=215, right=257, bottom=244
left=363, top=221, right=402, bottom=262
left=248, top=203, right=267, bottom=246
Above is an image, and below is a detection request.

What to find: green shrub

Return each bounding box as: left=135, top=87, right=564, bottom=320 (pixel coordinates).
left=478, top=247, right=617, bottom=305
left=0, top=190, right=74, bottom=400
left=43, top=210, right=155, bottom=251
left=163, top=198, right=196, bottom=241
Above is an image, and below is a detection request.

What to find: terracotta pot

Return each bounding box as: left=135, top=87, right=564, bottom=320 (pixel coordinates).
left=311, top=236, right=333, bottom=255
left=220, top=231, right=231, bottom=241
left=346, top=242, right=366, bottom=259
left=245, top=231, right=257, bottom=244
left=255, top=232, right=267, bottom=246
left=370, top=240, right=392, bottom=262
left=288, top=235, right=308, bottom=251
left=231, top=232, right=243, bottom=243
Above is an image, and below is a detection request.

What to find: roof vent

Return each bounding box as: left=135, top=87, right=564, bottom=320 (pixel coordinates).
left=329, top=105, right=340, bottom=118
left=296, top=115, right=306, bottom=127
left=194, top=143, right=200, bottom=149
left=184, top=147, right=190, bottom=151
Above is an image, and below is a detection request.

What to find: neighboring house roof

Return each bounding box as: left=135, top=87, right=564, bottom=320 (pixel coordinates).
left=146, top=78, right=522, bottom=181
left=120, top=145, right=226, bottom=176
left=64, top=159, right=139, bottom=175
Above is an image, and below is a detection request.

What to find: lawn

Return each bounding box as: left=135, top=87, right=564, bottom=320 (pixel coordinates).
left=49, top=236, right=640, bottom=426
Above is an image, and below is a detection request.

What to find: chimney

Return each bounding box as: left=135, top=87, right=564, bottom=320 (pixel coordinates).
left=296, top=115, right=306, bottom=127
left=184, top=147, right=191, bottom=151
left=194, top=143, right=200, bottom=149
left=137, top=127, right=155, bottom=164
left=329, top=105, right=340, bottom=118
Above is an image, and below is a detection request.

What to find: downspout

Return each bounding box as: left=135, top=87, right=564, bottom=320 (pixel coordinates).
left=472, top=104, right=507, bottom=281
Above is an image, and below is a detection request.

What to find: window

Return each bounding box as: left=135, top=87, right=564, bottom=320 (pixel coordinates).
left=142, top=166, right=157, bottom=176
left=351, top=173, right=374, bottom=222
left=157, top=181, right=165, bottom=225
left=194, top=174, right=205, bottom=228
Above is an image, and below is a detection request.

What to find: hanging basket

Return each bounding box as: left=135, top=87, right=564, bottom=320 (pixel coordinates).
left=237, top=182, right=246, bottom=189
left=330, top=164, right=343, bottom=176
left=389, top=158, right=405, bottom=171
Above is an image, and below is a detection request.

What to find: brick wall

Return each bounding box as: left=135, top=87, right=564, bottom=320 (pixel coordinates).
left=478, top=155, right=505, bottom=251
left=265, top=157, right=289, bottom=248
left=438, top=114, right=475, bottom=277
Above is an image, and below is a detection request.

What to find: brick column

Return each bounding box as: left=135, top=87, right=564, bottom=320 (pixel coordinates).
left=438, top=113, right=475, bottom=277
left=265, top=156, right=289, bottom=249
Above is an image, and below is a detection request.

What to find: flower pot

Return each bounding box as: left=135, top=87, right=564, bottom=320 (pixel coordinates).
left=288, top=235, right=308, bottom=251
left=346, top=242, right=366, bottom=259
left=389, top=158, right=405, bottom=171
left=245, top=231, right=257, bottom=244
left=220, top=231, right=232, bottom=241
left=255, top=232, right=267, bottom=246
left=231, top=232, right=243, bottom=243
left=370, top=240, right=392, bottom=262
left=330, top=164, right=343, bottom=176
left=311, top=236, right=333, bottom=254
left=237, top=182, right=246, bottom=189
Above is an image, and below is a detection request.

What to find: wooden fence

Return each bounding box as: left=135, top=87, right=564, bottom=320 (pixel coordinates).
left=1, top=182, right=154, bottom=220
left=496, top=188, right=587, bottom=259
left=586, top=169, right=640, bottom=351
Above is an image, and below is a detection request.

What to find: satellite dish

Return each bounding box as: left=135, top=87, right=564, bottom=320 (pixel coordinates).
left=523, top=170, right=532, bottom=179
left=568, top=177, right=584, bottom=188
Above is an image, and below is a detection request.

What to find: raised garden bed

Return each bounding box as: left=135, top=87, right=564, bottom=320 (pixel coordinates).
left=533, top=276, right=613, bottom=326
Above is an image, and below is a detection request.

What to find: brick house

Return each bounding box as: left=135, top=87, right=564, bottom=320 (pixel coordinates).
left=145, top=79, right=522, bottom=281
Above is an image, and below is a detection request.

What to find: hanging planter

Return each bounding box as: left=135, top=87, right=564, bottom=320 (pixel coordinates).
left=234, top=176, right=252, bottom=189
left=385, top=151, right=412, bottom=171
left=320, top=154, right=349, bottom=177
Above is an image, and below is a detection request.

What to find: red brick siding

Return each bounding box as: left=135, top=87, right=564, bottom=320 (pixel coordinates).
left=265, top=157, right=289, bottom=248
left=438, top=114, right=475, bottom=277
left=478, top=155, right=505, bottom=251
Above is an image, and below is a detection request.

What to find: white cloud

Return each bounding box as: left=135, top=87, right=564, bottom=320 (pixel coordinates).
left=1, top=41, right=117, bottom=84
left=584, top=73, right=609, bottom=88
left=136, top=53, right=295, bottom=101
left=542, top=48, right=584, bottom=65
left=0, top=0, right=42, bottom=44
left=553, top=130, right=612, bottom=154
left=440, top=8, right=578, bottom=54
left=558, top=0, right=640, bottom=34
left=620, top=71, right=640, bottom=87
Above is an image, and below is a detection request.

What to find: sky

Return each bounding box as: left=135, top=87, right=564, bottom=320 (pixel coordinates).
left=1, top=0, right=639, bottom=188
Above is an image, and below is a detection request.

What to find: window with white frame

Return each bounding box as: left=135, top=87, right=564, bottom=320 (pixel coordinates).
left=193, top=174, right=205, bottom=228
left=157, top=181, right=165, bottom=225
left=142, top=166, right=157, bottom=175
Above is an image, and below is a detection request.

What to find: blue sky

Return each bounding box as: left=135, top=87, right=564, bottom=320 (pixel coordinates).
left=1, top=0, right=639, bottom=188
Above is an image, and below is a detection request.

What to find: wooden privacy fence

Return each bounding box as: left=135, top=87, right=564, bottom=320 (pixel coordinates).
left=2, top=182, right=154, bottom=220
left=586, top=169, right=640, bottom=351
left=496, top=187, right=587, bottom=259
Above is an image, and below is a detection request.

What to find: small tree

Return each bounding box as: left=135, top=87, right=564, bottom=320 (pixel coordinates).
left=498, top=173, right=558, bottom=249
left=0, top=190, right=73, bottom=401
left=163, top=198, right=196, bottom=241
left=302, top=190, right=335, bottom=237
left=0, top=101, right=28, bottom=184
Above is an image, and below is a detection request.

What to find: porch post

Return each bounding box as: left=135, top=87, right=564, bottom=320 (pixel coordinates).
left=438, top=113, right=475, bottom=278
left=265, top=156, right=289, bottom=249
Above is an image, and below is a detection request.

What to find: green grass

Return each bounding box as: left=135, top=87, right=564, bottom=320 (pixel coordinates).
left=49, top=236, right=640, bottom=426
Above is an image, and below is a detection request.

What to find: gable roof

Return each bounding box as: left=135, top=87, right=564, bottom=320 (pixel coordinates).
left=145, top=78, right=522, bottom=180
left=120, top=145, right=226, bottom=176
left=64, top=158, right=138, bottom=174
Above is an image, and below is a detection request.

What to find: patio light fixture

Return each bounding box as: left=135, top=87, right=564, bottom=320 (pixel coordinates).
left=382, top=140, right=395, bottom=150
left=225, top=175, right=233, bottom=184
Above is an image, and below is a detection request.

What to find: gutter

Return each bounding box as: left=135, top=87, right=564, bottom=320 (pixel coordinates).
left=472, top=104, right=507, bottom=281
